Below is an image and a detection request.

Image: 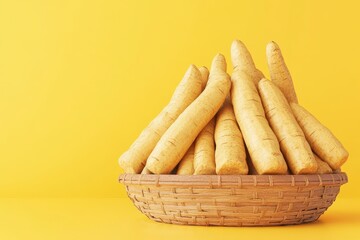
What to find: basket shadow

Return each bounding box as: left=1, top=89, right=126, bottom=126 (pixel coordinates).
left=315, top=211, right=360, bottom=225
left=138, top=211, right=360, bottom=228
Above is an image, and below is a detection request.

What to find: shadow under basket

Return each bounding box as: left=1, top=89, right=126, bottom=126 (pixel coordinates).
left=119, top=173, right=348, bottom=227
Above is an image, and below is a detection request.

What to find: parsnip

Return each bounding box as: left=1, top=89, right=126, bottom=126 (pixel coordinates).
left=143, top=67, right=208, bottom=175
left=118, top=65, right=203, bottom=173
left=266, top=41, right=298, bottom=103
left=215, top=97, right=248, bottom=175
left=194, top=118, right=216, bottom=175
left=177, top=144, right=195, bottom=175
left=142, top=67, right=208, bottom=175
left=258, top=79, right=317, bottom=174
left=314, top=154, right=332, bottom=174
left=231, top=39, right=264, bottom=83
left=141, top=167, right=152, bottom=174
left=198, top=66, right=209, bottom=89
left=231, top=44, right=287, bottom=174
left=146, top=54, right=231, bottom=174
left=290, top=103, right=349, bottom=169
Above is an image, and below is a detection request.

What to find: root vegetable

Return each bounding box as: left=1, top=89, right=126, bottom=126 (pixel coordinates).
left=177, top=144, right=195, bottom=175
left=141, top=167, right=152, bottom=174
left=146, top=54, right=231, bottom=174
left=231, top=43, right=287, bottom=174
left=290, top=103, right=349, bottom=169
left=314, top=154, right=332, bottom=174
left=184, top=67, right=210, bottom=175
left=231, top=39, right=264, bottom=83
left=199, top=66, right=209, bottom=89
left=215, top=97, right=248, bottom=175
left=194, top=118, right=216, bottom=175
left=266, top=41, right=298, bottom=103
left=258, top=79, right=317, bottom=174
left=118, top=65, right=203, bottom=173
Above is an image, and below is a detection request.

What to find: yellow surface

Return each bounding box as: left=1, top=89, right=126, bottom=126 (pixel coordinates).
left=0, top=197, right=359, bottom=240
left=0, top=1, right=360, bottom=237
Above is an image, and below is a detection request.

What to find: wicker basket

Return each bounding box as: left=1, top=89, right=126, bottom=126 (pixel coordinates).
left=119, top=173, right=348, bottom=226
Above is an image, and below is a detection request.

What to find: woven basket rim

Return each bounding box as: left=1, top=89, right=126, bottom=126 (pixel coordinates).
left=119, top=172, right=348, bottom=187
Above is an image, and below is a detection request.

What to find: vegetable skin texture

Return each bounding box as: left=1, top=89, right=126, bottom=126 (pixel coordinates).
left=215, top=97, right=248, bottom=175
left=198, top=66, right=209, bottom=89
left=314, top=154, right=333, bottom=174
left=290, top=103, right=349, bottom=170
left=141, top=167, right=152, bottom=174
left=231, top=39, right=264, bottom=84
left=266, top=41, right=298, bottom=103
left=177, top=144, right=195, bottom=175
left=230, top=42, right=287, bottom=175
left=183, top=66, right=210, bottom=175
left=118, top=65, right=203, bottom=173
left=258, top=79, right=317, bottom=174
left=146, top=54, right=231, bottom=174
left=193, top=118, right=216, bottom=175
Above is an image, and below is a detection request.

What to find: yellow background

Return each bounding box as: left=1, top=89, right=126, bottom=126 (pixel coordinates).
left=0, top=1, right=360, bottom=238
left=1, top=0, right=359, bottom=198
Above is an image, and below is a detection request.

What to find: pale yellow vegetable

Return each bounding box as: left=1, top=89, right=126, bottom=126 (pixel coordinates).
left=231, top=44, right=287, bottom=174
left=314, top=154, right=332, bottom=174
left=146, top=54, right=231, bottom=174
left=179, top=67, right=209, bottom=175
left=215, top=97, right=248, bottom=175
left=258, top=79, right=317, bottom=174
left=193, top=67, right=219, bottom=175
left=231, top=39, right=264, bottom=83
left=198, top=66, right=209, bottom=89
left=141, top=167, right=152, bottom=174
left=118, top=65, right=203, bottom=173
left=144, top=67, right=208, bottom=176
left=194, top=118, right=216, bottom=175
left=266, top=41, right=298, bottom=103
left=177, top=144, right=195, bottom=175
left=290, top=103, right=349, bottom=169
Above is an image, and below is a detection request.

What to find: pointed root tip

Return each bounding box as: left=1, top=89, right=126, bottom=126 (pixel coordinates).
left=188, top=64, right=198, bottom=71
left=258, top=78, right=270, bottom=86
left=211, top=53, right=226, bottom=72
left=266, top=41, right=280, bottom=53
left=199, top=66, right=208, bottom=71
left=186, top=64, right=201, bottom=77
left=231, top=39, right=245, bottom=49
left=230, top=39, right=257, bottom=71
left=198, top=66, right=209, bottom=78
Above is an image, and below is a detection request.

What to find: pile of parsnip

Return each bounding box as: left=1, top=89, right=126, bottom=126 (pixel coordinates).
left=119, top=40, right=348, bottom=175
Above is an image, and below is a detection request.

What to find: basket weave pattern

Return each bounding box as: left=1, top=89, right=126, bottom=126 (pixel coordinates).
left=119, top=173, right=347, bottom=226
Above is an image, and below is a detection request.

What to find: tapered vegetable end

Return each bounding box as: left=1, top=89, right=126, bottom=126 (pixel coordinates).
left=266, top=41, right=282, bottom=61
left=141, top=167, right=152, bottom=174
left=211, top=53, right=227, bottom=73
left=266, top=40, right=280, bottom=54
left=188, top=63, right=197, bottom=69
left=258, top=78, right=269, bottom=86
left=289, top=102, right=304, bottom=117
left=231, top=39, right=256, bottom=71
left=118, top=152, right=126, bottom=170
left=183, top=64, right=202, bottom=85
left=187, top=64, right=200, bottom=75
left=198, top=66, right=209, bottom=89
left=118, top=152, right=137, bottom=173
left=258, top=77, right=284, bottom=94
left=199, top=66, right=209, bottom=73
